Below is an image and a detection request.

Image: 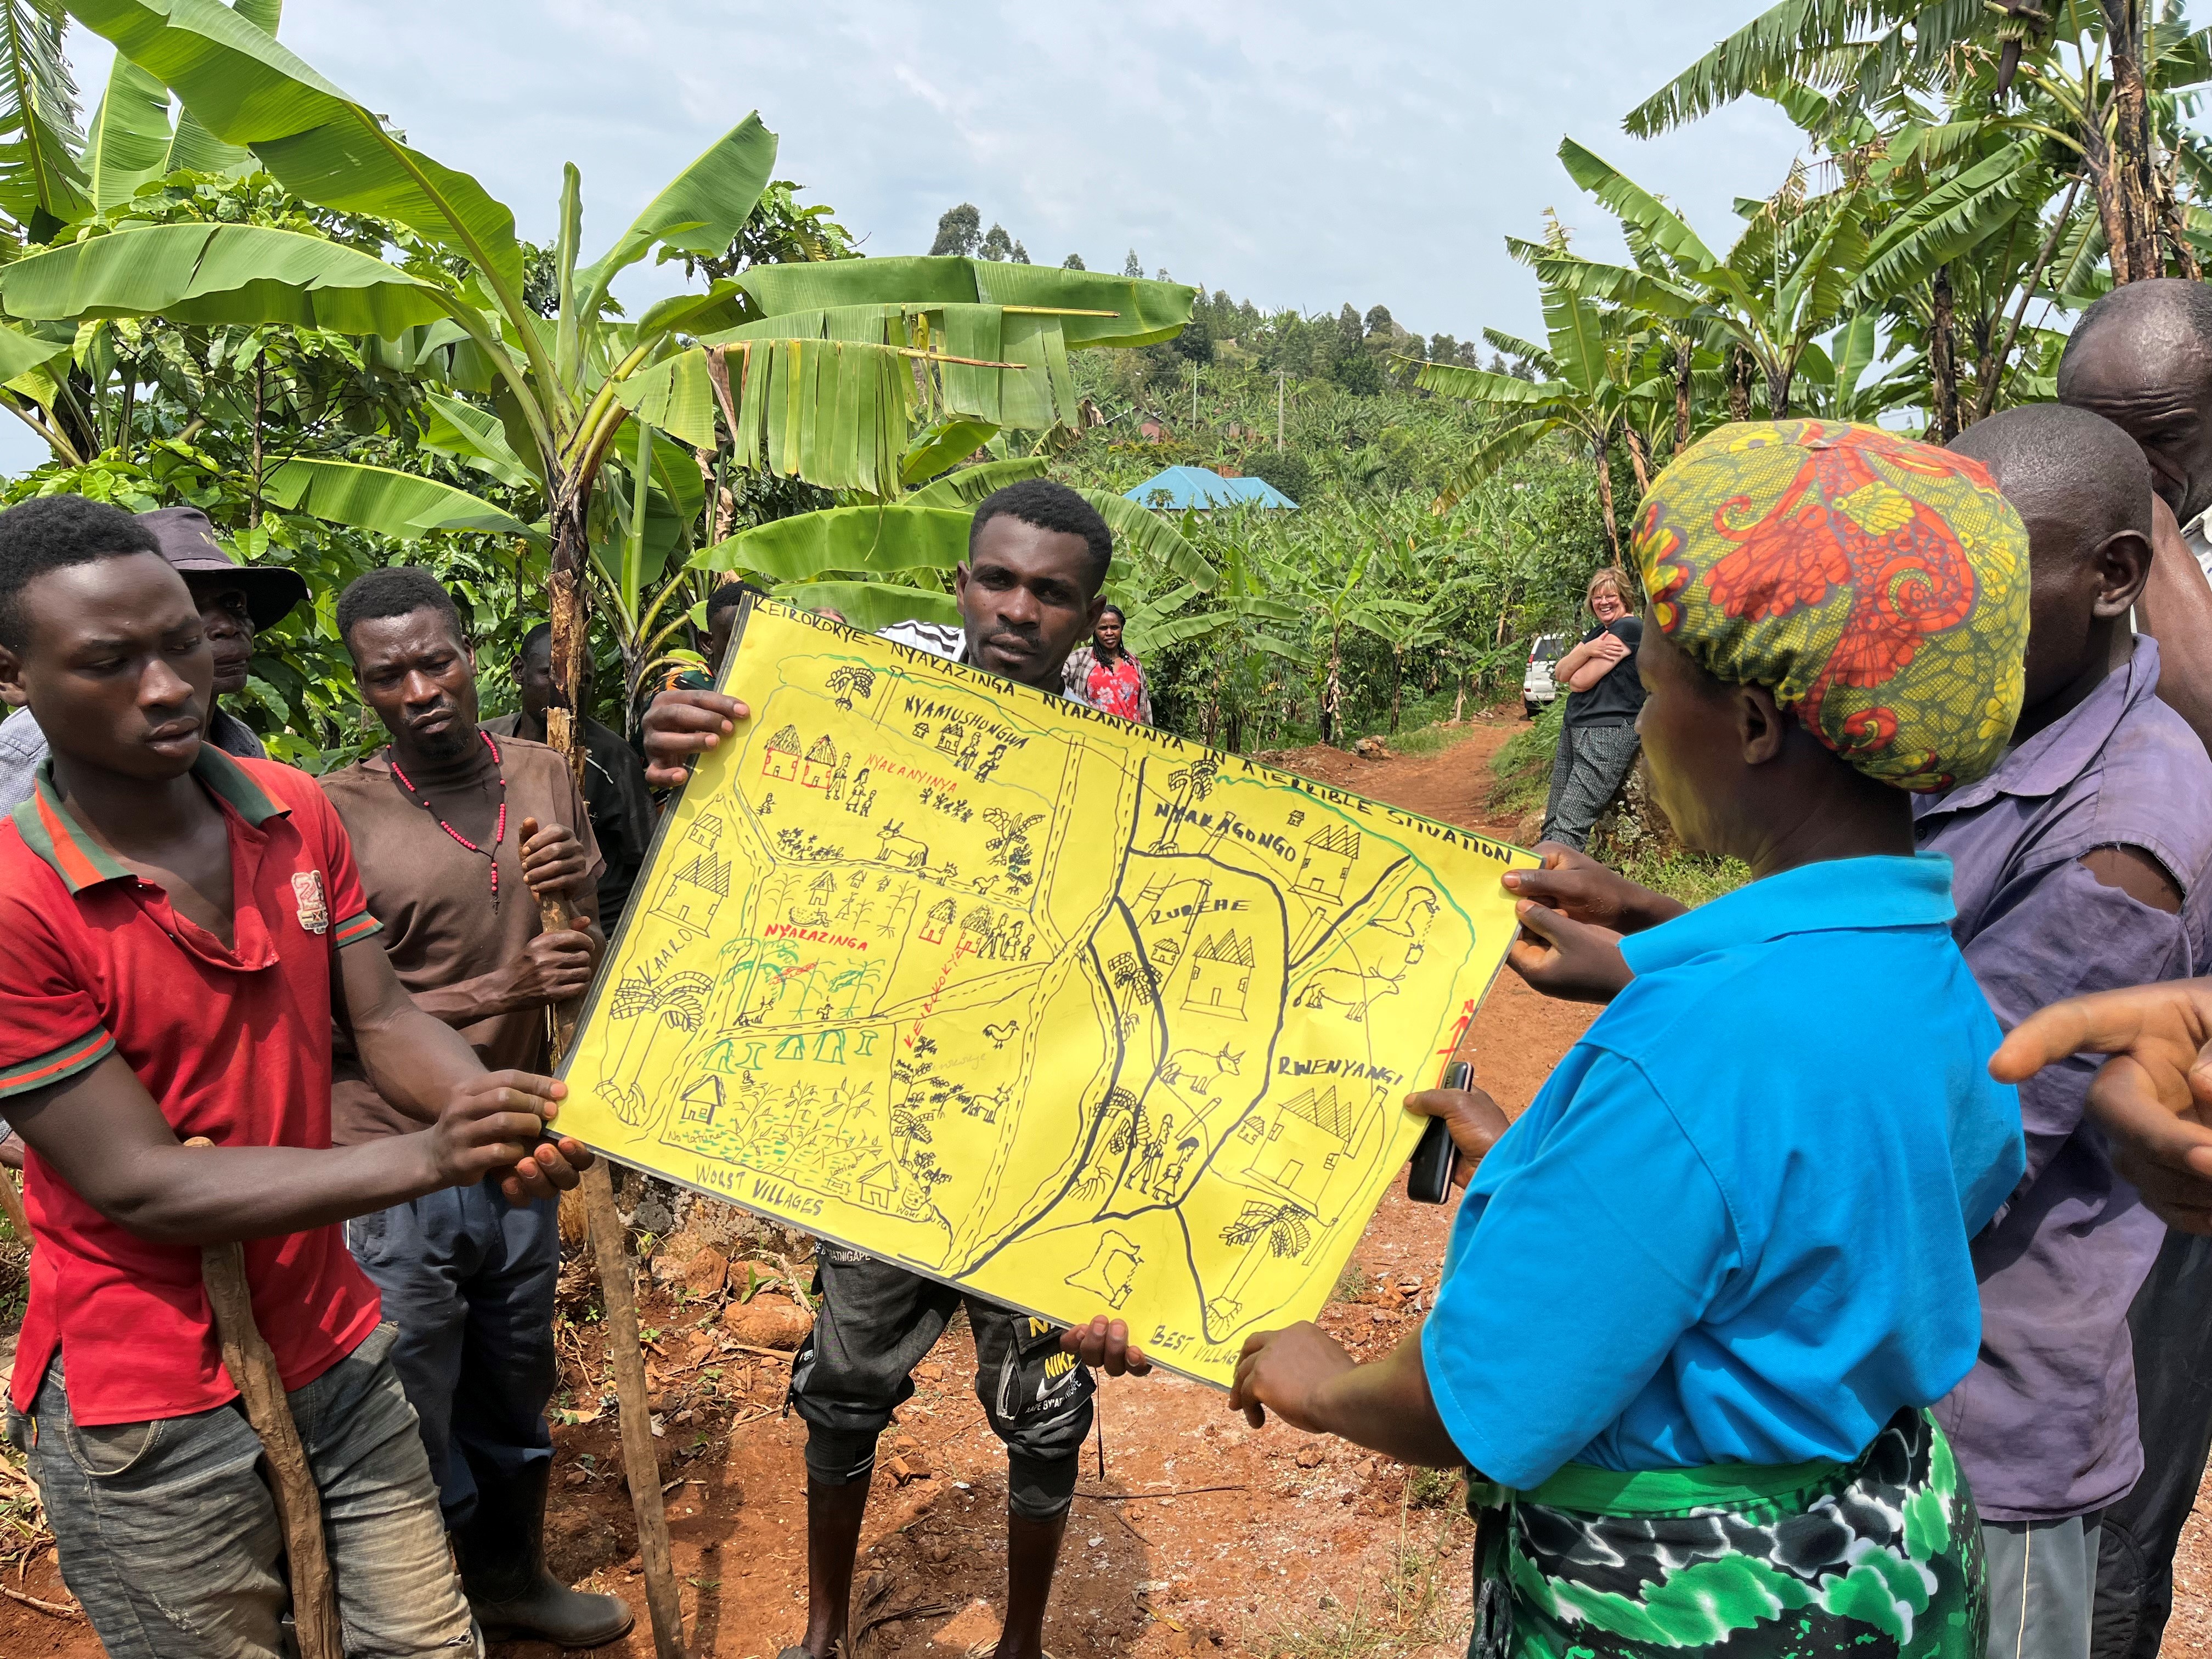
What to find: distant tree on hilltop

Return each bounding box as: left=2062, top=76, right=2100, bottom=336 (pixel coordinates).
left=930, top=203, right=981, bottom=257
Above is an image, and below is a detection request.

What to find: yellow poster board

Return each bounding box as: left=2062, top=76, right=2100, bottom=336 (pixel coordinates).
left=557, top=603, right=1536, bottom=1386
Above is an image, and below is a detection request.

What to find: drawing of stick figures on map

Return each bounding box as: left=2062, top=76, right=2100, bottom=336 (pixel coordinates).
left=604, top=967, right=714, bottom=1126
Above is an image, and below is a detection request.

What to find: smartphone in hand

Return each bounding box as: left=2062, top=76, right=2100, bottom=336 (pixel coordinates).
left=1407, top=1059, right=1471, bottom=1204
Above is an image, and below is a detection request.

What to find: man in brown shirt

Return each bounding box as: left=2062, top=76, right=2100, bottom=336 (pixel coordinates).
left=322, top=567, right=631, bottom=1648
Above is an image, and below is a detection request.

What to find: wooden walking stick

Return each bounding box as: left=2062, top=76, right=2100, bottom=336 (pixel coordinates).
left=535, top=865, right=688, bottom=1659
left=181, top=1139, right=341, bottom=1659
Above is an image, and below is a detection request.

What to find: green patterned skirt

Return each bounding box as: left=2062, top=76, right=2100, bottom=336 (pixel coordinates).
left=1467, top=1408, right=1986, bottom=1658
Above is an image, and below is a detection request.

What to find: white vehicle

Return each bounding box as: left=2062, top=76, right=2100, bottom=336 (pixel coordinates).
left=1522, top=632, right=1568, bottom=718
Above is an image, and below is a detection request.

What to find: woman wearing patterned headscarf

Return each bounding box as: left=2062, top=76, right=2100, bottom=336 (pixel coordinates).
left=1079, top=422, right=2034, bottom=1659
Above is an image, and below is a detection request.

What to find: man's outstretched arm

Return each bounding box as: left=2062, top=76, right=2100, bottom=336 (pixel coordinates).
left=338, top=929, right=593, bottom=1205
left=1, top=1049, right=565, bottom=1248
left=1992, top=977, right=2212, bottom=1232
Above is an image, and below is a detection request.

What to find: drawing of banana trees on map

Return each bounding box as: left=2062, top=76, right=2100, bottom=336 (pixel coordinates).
left=555, top=607, right=1533, bottom=1387
left=602, top=968, right=714, bottom=1126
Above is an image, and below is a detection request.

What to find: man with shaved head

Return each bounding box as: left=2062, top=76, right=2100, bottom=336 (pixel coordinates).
left=1494, top=410, right=2212, bottom=1659
left=1916, top=405, right=2212, bottom=1659
left=2058, top=286, right=2212, bottom=1659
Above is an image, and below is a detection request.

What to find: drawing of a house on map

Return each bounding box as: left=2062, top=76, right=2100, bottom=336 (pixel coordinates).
left=555, top=605, right=1533, bottom=1389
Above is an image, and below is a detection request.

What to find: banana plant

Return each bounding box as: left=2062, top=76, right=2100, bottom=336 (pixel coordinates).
left=0, top=0, right=89, bottom=233
left=1537, top=139, right=1878, bottom=420
left=1628, top=0, right=2212, bottom=287
left=24, top=0, right=1191, bottom=756
left=1413, top=251, right=1668, bottom=560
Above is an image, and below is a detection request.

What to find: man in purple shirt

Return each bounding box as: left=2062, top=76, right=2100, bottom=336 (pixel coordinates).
left=1499, top=405, right=2212, bottom=1659
left=2056, top=280, right=2212, bottom=1659
left=1920, top=407, right=2212, bottom=1659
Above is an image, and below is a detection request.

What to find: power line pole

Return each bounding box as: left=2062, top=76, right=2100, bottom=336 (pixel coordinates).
left=1277, top=370, right=1285, bottom=452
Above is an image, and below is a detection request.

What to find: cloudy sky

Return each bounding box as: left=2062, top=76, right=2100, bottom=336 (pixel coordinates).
left=65, top=1, right=1806, bottom=335
left=9, top=4, right=1808, bottom=474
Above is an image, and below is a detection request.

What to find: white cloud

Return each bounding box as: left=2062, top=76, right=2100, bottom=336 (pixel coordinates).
left=1, top=2, right=1810, bottom=476
left=76, top=0, right=1809, bottom=329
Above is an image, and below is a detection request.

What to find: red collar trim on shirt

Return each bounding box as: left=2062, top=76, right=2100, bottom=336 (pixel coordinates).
left=9, top=747, right=286, bottom=895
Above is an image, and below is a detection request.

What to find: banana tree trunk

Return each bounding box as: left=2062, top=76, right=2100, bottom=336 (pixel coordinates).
left=1727, top=349, right=1753, bottom=424
left=1622, top=428, right=1653, bottom=497
left=2094, top=0, right=2164, bottom=284
left=1673, top=337, right=1692, bottom=449
left=1764, top=362, right=1792, bottom=422
left=1321, top=625, right=1343, bottom=747
left=1929, top=267, right=1961, bottom=443
left=545, top=483, right=592, bottom=790
left=1593, top=443, right=1622, bottom=563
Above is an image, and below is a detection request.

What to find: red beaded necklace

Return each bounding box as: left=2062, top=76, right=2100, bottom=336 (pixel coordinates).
left=388, top=730, right=509, bottom=910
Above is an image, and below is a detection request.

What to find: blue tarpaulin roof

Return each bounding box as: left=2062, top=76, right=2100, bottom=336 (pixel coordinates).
left=1124, top=466, right=1298, bottom=510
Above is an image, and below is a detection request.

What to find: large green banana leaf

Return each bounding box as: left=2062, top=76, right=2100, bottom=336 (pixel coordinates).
left=739, top=256, right=1195, bottom=351
left=696, top=505, right=975, bottom=582
left=1541, top=282, right=1607, bottom=399
left=1414, top=362, right=1560, bottom=405
left=772, top=580, right=960, bottom=633
left=900, top=419, right=997, bottom=485
left=420, top=390, right=535, bottom=490
left=573, top=115, right=777, bottom=323
left=261, top=457, right=542, bottom=544
left=704, top=301, right=1067, bottom=431
left=1855, top=145, right=2036, bottom=300
left=1556, top=137, right=1717, bottom=268
left=0, top=222, right=448, bottom=334
left=67, top=0, right=527, bottom=308
left=0, top=0, right=90, bottom=227
left=0, top=317, right=71, bottom=377
left=160, top=0, right=278, bottom=177
left=82, top=37, right=169, bottom=210
left=611, top=345, right=718, bottom=450
left=707, top=337, right=915, bottom=498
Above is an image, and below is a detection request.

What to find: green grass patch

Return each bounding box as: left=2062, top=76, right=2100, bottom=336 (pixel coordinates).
left=1615, top=849, right=1752, bottom=909
left=1405, top=1466, right=1465, bottom=1511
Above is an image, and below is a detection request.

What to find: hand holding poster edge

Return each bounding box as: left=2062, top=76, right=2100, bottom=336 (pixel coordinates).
left=556, top=599, right=1538, bottom=1389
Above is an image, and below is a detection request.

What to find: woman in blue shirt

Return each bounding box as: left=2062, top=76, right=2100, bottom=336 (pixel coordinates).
left=1069, top=422, right=2034, bottom=1659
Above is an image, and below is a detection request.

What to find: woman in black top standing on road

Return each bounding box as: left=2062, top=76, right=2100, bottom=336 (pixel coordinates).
left=1538, top=565, right=1646, bottom=851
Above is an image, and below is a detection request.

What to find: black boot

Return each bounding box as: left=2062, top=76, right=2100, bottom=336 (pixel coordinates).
left=456, top=1460, right=635, bottom=1649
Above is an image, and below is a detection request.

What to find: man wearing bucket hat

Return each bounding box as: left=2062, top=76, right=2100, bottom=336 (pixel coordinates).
left=0, top=506, right=306, bottom=813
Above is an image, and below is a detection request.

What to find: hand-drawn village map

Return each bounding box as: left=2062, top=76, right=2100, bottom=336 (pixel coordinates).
left=557, top=604, right=1536, bottom=1387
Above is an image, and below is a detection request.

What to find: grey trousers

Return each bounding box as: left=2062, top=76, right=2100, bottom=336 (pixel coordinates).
left=1985, top=1517, right=2101, bottom=1659
left=2092, top=1229, right=2212, bottom=1659
left=1539, top=721, right=1641, bottom=853
left=9, top=1325, right=478, bottom=1658
left=789, top=1243, right=1093, bottom=1517
left=348, top=1178, right=560, bottom=1530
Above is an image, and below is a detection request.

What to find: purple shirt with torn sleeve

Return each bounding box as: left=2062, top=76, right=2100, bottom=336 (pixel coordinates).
left=1915, top=635, right=2212, bottom=1522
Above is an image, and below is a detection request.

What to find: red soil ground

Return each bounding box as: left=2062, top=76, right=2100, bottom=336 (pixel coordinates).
left=1, top=708, right=2203, bottom=1658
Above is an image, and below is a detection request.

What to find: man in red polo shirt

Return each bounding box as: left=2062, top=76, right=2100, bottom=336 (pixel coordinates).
left=0, top=495, right=591, bottom=1658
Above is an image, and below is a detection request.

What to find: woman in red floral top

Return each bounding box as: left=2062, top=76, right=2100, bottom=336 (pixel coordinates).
left=1062, top=604, right=1153, bottom=724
